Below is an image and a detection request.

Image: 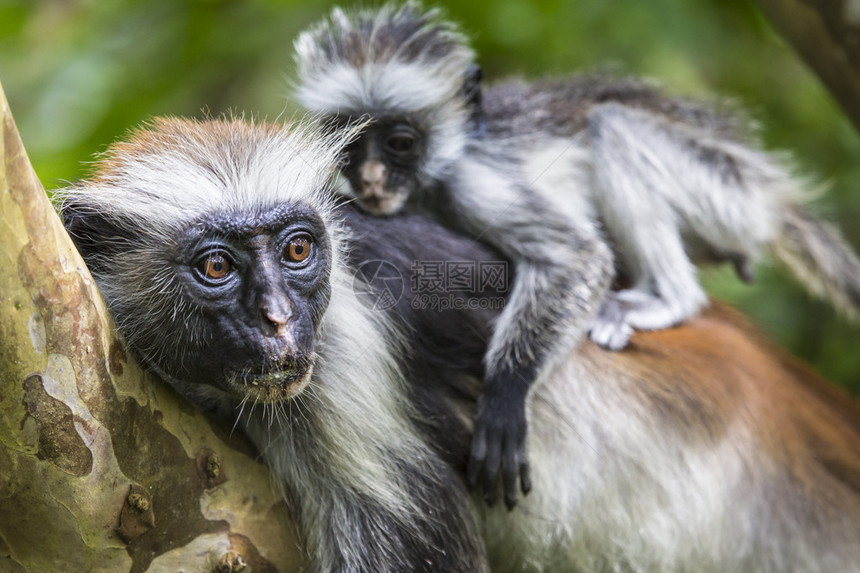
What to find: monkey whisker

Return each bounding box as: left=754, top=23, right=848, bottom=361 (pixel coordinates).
left=232, top=392, right=252, bottom=438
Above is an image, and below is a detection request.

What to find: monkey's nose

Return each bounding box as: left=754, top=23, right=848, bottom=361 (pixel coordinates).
left=259, top=307, right=291, bottom=338
left=360, top=160, right=388, bottom=198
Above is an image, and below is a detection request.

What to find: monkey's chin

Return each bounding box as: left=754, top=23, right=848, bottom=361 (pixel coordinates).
left=358, top=193, right=408, bottom=216
left=228, top=362, right=315, bottom=403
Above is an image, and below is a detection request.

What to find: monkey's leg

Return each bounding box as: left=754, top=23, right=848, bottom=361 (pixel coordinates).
left=586, top=103, right=715, bottom=335
left=450, top=152, right=614, bottom=508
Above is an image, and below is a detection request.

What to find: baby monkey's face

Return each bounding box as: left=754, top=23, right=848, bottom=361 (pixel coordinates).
left=330, top=114, right=427, bottom=216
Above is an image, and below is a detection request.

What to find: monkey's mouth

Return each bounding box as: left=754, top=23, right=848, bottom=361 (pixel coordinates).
left=358, top=192, right=408, bottom=216
left=227, top=356, right=316, bottom=403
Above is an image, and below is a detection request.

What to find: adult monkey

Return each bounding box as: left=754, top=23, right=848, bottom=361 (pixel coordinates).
left=347, top=206, right=860, bottom=573
left=59, top=117, right=860, bottom=572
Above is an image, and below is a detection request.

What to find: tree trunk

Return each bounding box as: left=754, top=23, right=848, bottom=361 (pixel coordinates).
left=753, top=0, right=860, bottom=132
left=0, top=80, right=301, bottom=572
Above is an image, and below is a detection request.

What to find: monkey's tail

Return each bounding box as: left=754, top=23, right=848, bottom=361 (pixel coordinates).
left=773, top=205, right=860, bottom=320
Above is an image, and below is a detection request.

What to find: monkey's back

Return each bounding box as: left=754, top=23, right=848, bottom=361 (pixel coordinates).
left=482, top=74, right=747, bottom=142
left=484, top=302, right=860, bottom=572
left=338, top=202, right=860, bottom=572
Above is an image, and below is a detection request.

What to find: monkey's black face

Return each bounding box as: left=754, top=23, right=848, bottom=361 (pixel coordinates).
left=166, top=204, right=332, bottom=403
left=333, top=115, right=427, bottom=216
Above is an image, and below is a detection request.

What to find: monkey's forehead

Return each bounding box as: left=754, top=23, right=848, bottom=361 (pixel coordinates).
left=63, top=118, right=346, bottom=231
left=296, top=60, right=471, bottom=117
left=294, top=4, right=474, bottom=115
left=190, top=202, right=329, bottom=238
left=294, top=2, right=473, bottom=71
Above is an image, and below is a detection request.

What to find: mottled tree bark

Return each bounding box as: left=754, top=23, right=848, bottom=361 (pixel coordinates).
left=0, top=81, right=301, bottom=572
left=753, top=0, right=860, bottom=131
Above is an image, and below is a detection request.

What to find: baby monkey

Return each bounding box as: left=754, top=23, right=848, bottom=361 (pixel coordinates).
left=293, top=2, right=860, bottom=507
left=295, top=3, right=614, bottom=509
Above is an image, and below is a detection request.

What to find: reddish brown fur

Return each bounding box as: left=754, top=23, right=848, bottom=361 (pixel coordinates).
left=590, top=302, right=860, bottom=517
left=90, top=117, right=285, bottom=182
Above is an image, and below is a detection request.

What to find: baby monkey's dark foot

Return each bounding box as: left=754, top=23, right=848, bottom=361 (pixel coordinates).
left=730, top=254, right=756, bottom=284
left=467, top=391, right=532, bottom=510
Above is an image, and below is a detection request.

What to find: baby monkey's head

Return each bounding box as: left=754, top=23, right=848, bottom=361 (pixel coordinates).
left=294, top=2, right=483, bottom=215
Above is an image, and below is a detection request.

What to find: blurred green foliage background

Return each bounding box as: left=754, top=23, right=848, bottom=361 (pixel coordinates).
left=1, top=0, right=858, bottom=393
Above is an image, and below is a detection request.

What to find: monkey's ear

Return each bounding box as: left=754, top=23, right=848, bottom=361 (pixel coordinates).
left=462, top=64, right=486, bottom=137
left=60, top=197, right=136, bottom=275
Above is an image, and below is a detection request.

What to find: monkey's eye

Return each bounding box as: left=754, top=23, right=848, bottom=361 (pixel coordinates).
left=385, top=133, right=415, bottom=155
left=285, top=235, right=313, bottom=265
left=195, top=250, right=234, bottom=283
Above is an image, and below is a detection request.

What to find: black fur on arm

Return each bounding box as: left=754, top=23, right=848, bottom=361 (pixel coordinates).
left=337, top=203, right=504, bottom=468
